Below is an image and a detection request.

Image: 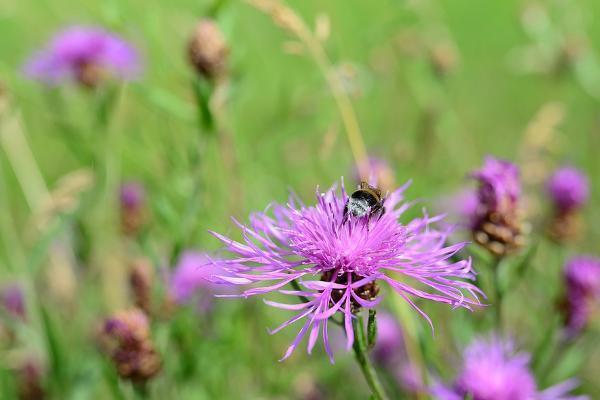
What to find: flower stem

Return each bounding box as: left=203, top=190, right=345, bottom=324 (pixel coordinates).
left=491, top=257, right=504, bottom=331
left=352, top=315, right=389, bottom=400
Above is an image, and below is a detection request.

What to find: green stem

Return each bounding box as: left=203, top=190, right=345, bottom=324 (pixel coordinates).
left=352, top=316, right=389, bottom=400
left=491, top=257, right=503, bottom=331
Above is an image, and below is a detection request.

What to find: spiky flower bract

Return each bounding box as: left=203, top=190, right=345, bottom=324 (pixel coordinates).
left=24, top=26, right=141, bottom=87
left=432, top=336, right=587, bottom=400
left=211, top=180, right=482, bottom=361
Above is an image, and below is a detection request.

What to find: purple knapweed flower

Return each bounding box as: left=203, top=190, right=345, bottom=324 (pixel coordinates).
left=168, top=251, right=235, bottom=309
left=372, top=312, right=404, bottom=364
left=24, top=26, right=141, bottom=87
left=546, top=167, right=589, bottom=213
left=120, top=182, right=145, bottom=210
left=1, top=284, right=25, bottom=320
left=472, top=156, right=521, bottom=215
left=211, top=180, right=483, bottom=361
left=471, top=156, right=524, bottom=256
left=562, top=256, right=600, bottom=336
left=98, top=309, right=161, bottom=382
left=432, top=336, right=586, bottom=400
left=120, top=182, right=146, bottom=235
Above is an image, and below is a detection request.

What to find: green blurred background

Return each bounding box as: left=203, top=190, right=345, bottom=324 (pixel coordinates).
left=1, top=0, right=599, bottom=398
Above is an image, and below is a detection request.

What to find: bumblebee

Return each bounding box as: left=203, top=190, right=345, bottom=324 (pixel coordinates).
left=343, top=181, right=386, bottom=223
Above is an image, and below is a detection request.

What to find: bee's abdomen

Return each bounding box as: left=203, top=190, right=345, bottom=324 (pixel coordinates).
left=351, top=190, right=379, bottom=208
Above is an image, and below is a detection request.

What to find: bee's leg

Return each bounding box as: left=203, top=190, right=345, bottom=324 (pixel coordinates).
left=341, top=204, right=349, bottom=226
left=376, top=205, right=386, bottom=221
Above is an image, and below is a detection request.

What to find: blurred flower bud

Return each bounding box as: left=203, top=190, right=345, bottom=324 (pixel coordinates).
left=187, top=19, right=229, bottom=80
left=23, top=26, right=141, bottom=89
left=560, top=256, right=600, bottom=337
left=545, top=166, right=589, bottom=243
left=129, top=259, right=154, bottom=315
left=98, top=309, right=161, bottom=383
left=120, top=182, right=147, bottom=236
left=15, top=358, right=45, bottom=400
left=1, top=284, right=26, bottom=320
left=471, top=157, right=526, bottom=257
left=429, top=41, right=459, bottom=78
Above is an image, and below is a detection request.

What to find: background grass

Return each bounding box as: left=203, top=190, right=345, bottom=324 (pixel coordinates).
left=1, top=0, right=599, bottom=398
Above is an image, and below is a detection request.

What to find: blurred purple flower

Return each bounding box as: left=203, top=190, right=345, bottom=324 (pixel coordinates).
left=372, top=311, right=403, bottom=365
left=120, top=182, right=145, bottom=210
left=562, top=256, right=600, bottom=336
left=24, top=26, right=141, bottom=87
left=546, top=167, right=589, bottom=212
left=441, top=188, right=479, bottom=229
left=471, top=156, right=521, bottom=215
left=1, top=284, right=25, bottom=319
left=120, top=182, right=146, bottom=236
left=432, top=336, right=586, bottom=400
left=98, top=309, right=161, bottom=382
left=470, top=156, right=524, bottom=256
left=210, top=180, right=483, bottom=361
left=169, top=251, right=234, bottom=307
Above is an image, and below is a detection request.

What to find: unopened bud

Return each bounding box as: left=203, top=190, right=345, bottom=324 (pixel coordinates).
left=98, top=309, right=162, bottom=383
left=187, top=19, right=229, bottom=80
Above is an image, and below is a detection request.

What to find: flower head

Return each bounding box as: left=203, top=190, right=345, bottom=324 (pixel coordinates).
left=1, top=284, right=25, bottom=320
left=545, top=167, right=589, bottom=242
left=120, top=182, right=146, bottom=235
left=187, top=19, right=228, bottom=80
left=98, top=309, right=161, bottom=382
left=211, top=180, right=482, bottom=361
left=433, top=336, right=586, bottom=400
left=24, top=26, right=141, bottom=87
left=129, top=259, right=153, bottom=315
left=472, top=156, right=521, bottom=214
left=561, top=256, right=600, bottom=336
left=168, top=251, right=234, bottom=309
left=471, top=156, right=524, bottom=256
left=546, top=167, right=589, bottom=212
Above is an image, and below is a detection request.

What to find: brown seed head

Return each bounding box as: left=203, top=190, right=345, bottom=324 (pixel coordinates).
left=187, top=19, right=229, bottom=80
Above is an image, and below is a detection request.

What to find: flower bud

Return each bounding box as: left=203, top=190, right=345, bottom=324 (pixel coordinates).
left=187, top=19, right=229, bottom=80
left=98, top=309, right=161, bottom=382
left=471, top=157, right=525, bottom=257
left=129, top=259, right=154, bottom=315
left=120, top=182, right=147, bottom=236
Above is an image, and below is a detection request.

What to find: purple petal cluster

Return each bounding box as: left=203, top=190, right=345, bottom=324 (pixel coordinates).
left=24, top=26, right=141, bottom=86
left=563, top=256, right=600, bottom=336
left=211, top=180, right=482, bottom=361
left=546, top=167, right=589, bottom=212
left=120, top=182, right=145, bottom=210
left=169, top=251, right=235, bottom=308
left=471, top=156, right=521, bottom=215
left=433, top=336, right=586, bottom=400
left=1, top=284, right=25, bottom=319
